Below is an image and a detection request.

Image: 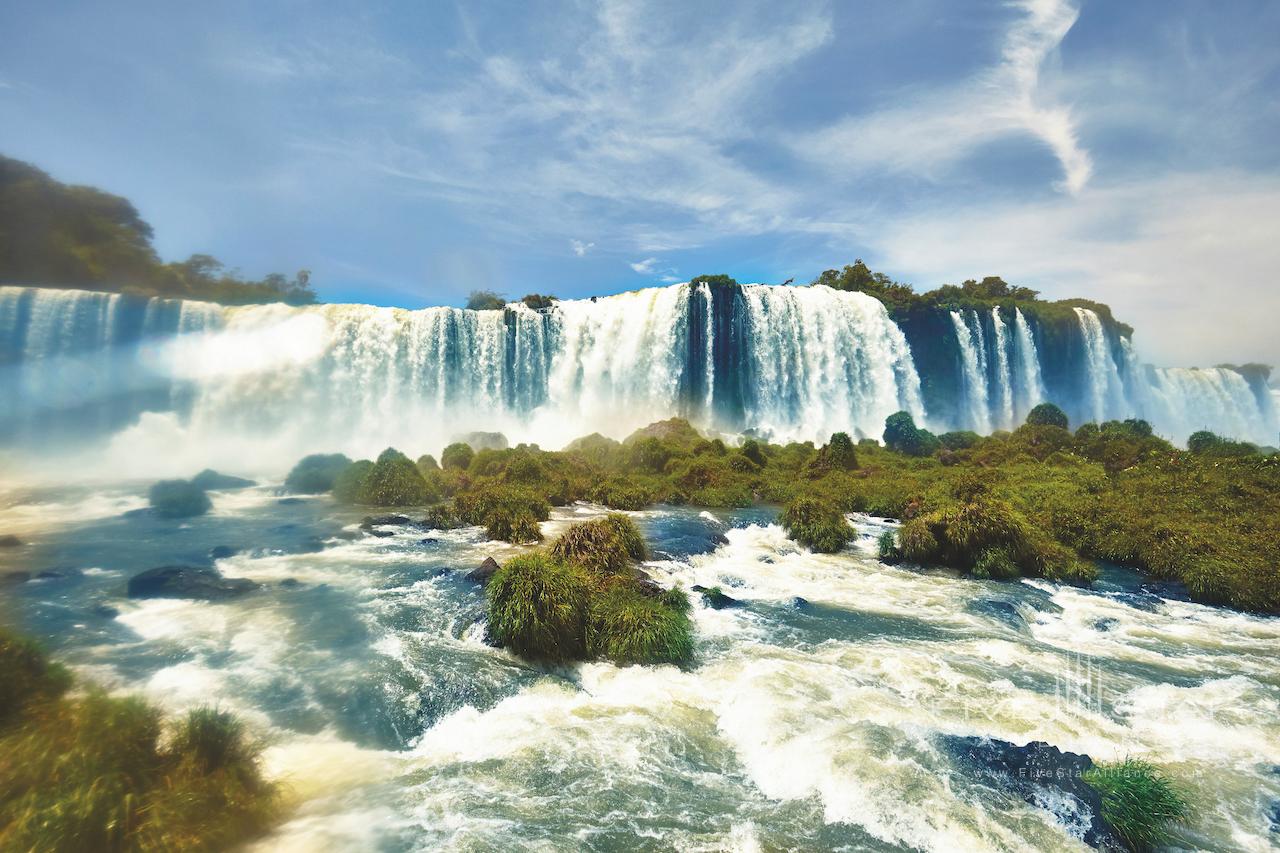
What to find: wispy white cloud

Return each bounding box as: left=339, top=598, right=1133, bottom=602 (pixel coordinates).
left=629, top=256, right=679, bottom=282
left=866, top=171, right=1280, bottom=365
left=571, top=239, right=594, bottom=257
left=795, top=0, right=1091, bottom=194
left=629, top=257, right=658, bottom=274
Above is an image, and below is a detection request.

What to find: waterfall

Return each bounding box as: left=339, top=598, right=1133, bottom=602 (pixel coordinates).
left=989, top=308, right=1015, bottom=430
left=1011, top=308, right=1044, bottom=421
left=1073, top=307, right=1126, bottom=424
left=950, top=310, right=991, bottom=433
left=738, top=285, right=924, bottom=442
left=2, top=284, right=1277, bottom=473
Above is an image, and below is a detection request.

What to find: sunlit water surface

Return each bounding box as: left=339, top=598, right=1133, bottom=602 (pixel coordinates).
left=1, top=484, right=1278, bottom=852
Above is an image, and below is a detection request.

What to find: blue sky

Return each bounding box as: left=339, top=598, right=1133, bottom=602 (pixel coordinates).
left=2, top=0, right=1279, bottom=366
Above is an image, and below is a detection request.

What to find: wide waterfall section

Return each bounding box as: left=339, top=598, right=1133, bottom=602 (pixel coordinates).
left=1, top=284, right=1278, bottom=481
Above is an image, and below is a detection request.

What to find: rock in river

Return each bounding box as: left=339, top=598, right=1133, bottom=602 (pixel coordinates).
left=127, top=565, right=259, bottom=601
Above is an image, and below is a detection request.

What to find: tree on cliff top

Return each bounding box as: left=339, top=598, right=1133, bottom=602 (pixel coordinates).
left=0, top=154, right=316, bottom=305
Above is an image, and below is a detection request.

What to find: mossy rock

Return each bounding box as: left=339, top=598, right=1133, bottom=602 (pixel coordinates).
left=148, top=480, right=211, bottom=519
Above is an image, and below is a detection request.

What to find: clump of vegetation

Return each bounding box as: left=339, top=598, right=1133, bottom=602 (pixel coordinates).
left=0, top=627, right=278, bottom=850
left=148, top=479, right=212, bottom=519
left=882, top=411, right=941, bottom=457
left=1186, top=429, right=1256, bottom=457
left=808, top=432, right=858, bottom=473
left=465, top=290, right=506, bottom=310
left=781, top=496, right=853, bottom=553
left=876, top=530, right=900, bottom=563
left=441, top=442, right=475, bottom=470
left=286, top=452, right=338, bottom=494
left=1083, top=758, right=1188, bottom=851
left=587, top=585, right=693, bottom=665
left=1, top=154, right=316, bottom=304
left=331, top=459, right=373, bottom=504
left=279, top=403, right=1280, bottom=613
left=1026, top=402, right=1069, bottom=429
left=486, top=553, right=592, bottom=662
left=520, top=293, right=556, bottom=310
left=550, top=514, right=647, bottom=574
left=352, top=448, right=437, bottom=506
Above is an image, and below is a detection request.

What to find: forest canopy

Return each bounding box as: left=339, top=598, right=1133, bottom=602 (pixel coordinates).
left=0, top=154, right=316, bottom=305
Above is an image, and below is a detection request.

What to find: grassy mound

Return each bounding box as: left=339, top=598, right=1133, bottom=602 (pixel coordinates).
left=587, top=585, right=693, bottom=665
left=282, top=453, right=352, bottom=493
left=453, top=485, right=550, bottom=543
left=347, top=448, right=436, bottom=506
left=550, top=514, right=647, bottom=574
left=780, top=496, right=853, bottom=552
left=0, top=628, right=277, bottom=851
left=1083, top=758, right=1188, bottom=851
left=486, top=554, right=591, bottom=662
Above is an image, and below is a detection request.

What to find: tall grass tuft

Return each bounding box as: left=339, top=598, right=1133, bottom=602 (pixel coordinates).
left=780, top=496, right=853, bottom=553
left=486, top=554, right=592, bottom=662
left=551, top=514, right=646, bottom=574
left=1083, top=758, right=1188, bottom=851
left=587, top=586, right=693, bottom=665
left=0, top=628, right=278, bottom=851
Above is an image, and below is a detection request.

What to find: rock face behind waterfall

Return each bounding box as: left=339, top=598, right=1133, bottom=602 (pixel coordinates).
left=0, top=283, right=1274, bottom=451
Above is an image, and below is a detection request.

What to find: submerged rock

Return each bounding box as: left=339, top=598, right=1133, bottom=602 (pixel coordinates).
left=127, top=565, right=259, bottom=601
left=0, top=534, right=23, bottom=548
left=91, top=603, right=120, bottom=619
left=148, top=479, right=212, bottom=519
left=692, top=584, right=742, bottom=609
left=967, top=597, right=1028, bottom=630
left=1093, top=617, right=1120, bottom=632
left=466, top=556, right=500, bottom=585
left=1, top=571, right=31, bottom=584
left=191, top=469, right=257, bottom=490
left=361, top=514, right=413, bottom=529
left=943, top=736, right=1124, bottom=850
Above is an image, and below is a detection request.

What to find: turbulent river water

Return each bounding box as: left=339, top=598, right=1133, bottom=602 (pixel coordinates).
left=2, top=483, right=1277, bottom=851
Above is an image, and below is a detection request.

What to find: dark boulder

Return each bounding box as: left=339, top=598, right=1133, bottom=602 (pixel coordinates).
left=418, top=537, right=439, bottom=546
left=364, top=529, right=395, bottom=538
left=943, top=736, right=1124, bottom=850
left=330, top=530, right=360, bottom=541
left=148, top=479, right=212, bottom=519
left=1093, top=617, right=1119, bottom=632
left=0, top=534, right=22, bottom=548
left=127, top=565, right=259, bottom=601
left=967, top=597, right=1027, bottom=630
left=279, top=578, right=302, bottom=589
left=361, top=514, right=413, bottom=529
left=191, top=469, right=257, bottom=490
left=637, top=579, right=664, bottom=598
left=209, top=545, right=240, bottom=560
left=466, top=557, right=500, bottom=585
left=711, top=532, right=730, bottom=546
left=92, top=603, right=120, bottom=618
left=692, top=584, right=742, bottom=609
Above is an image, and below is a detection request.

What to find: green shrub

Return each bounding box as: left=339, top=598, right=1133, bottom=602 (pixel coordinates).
left=423, top=503, right=459, bottom=530
left=1025, top=402, right=1068, bottom=429
left=441, top=442, right=474, bottom=470
left=148, top=479, right=212, bottom=519
left=416, top=453, right=439, bottom=472
left=550, top=514, right=646, bottom=574
left=466, top=290, right=506, bottom=310
left=938, top=431, right=980, bottom=450
left=331, top=459, right=373, bottom=503
left=283, top=453, right=352, bottom=493
left=809, top=431, right=858, bottom=473
left=1083, top=759, right=1188, bottom=851
left=780, top=496, right=853, bottom=553
left=487, top=553, right=591, bottom=662
left=973, top=546, right=1019, bottom=579
left=0, top=630, right=71, bottom=723
left=593, top=478, right=653, bottom=511
left=882, top=411, right=941, bottom=457
left=0, top=630, right=276, bottom=851
left=740, top=438, right=767, bottom=467
left=484, top=507, right=543, bottom=544
left=587, top=585, right=693, bottom=665
left=346, top=448, right=436, bottom=506
left=876, top=530, right=899, bottom=562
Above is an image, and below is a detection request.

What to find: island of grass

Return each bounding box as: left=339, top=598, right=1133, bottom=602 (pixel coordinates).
left=290, top=403, right=1280, bottom=615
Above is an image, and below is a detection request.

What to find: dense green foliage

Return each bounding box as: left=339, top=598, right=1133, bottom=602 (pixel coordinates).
left=345, top=448, right=437, bottom=506
left=1026, top=402, right=1069, bottom=429
left=465, top=290, right=506, bottom=310
left=1083, top=759, right=1188, bottom=851
left=0, top=155, right=316, bottom=304
left=550, top=514, right=647, bottom=574
left=441, top=442, right=475, bottom=471
left=284, top=453, right=353, bottom=494
left=519, top=293, right=556, bottom=310
left=331, top=459, right=374, bottom=504
left=148, top=479, right=212, bottom=519
left=290, top=406, right=1280, bottom=612
left=0, top=627, right=276, bottom=850
left=883, top=411, right=942, bottom=457
left=780, top=497, right=854, bottom=553
left=486, top=518, right=691, bottom=666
